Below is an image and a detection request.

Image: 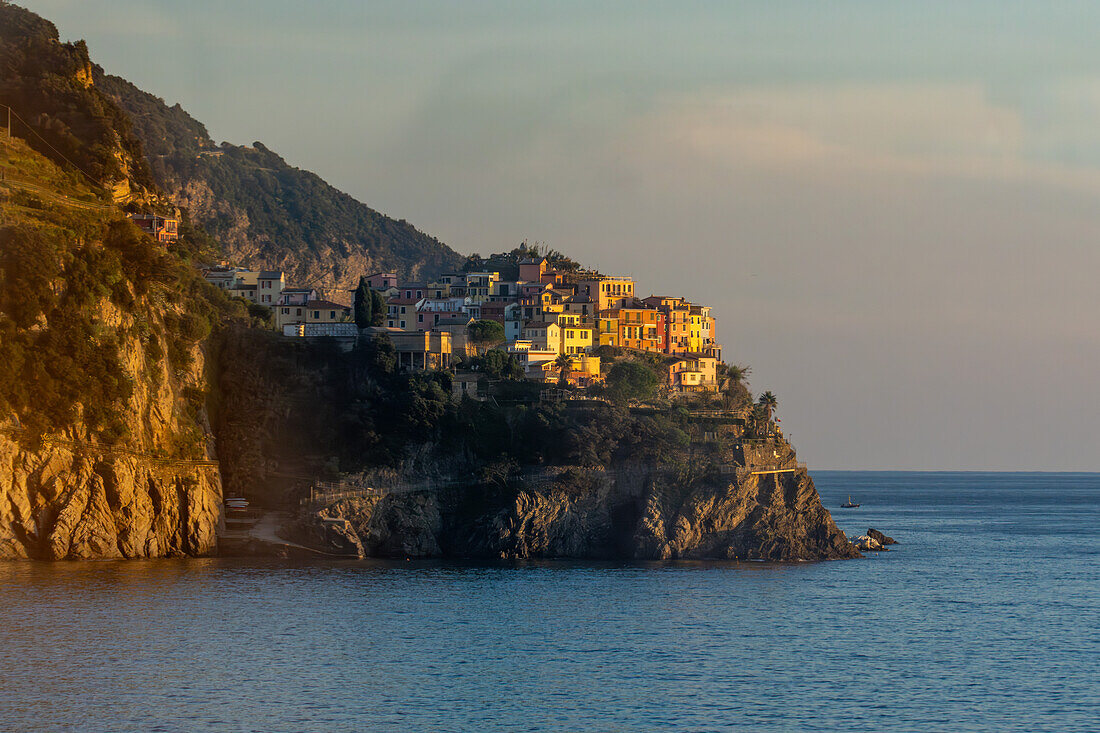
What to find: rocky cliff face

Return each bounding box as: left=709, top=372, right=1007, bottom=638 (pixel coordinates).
left=0, top=296, right=223, bottom=560
left=0, top=137, right=226, bottom=559
left=300, top=461, right=859, bottom=562
left=0, top=445, right=220, bottom=559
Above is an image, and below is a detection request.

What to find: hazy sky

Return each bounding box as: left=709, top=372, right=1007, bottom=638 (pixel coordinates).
left=31, top=1, right=1100, bottom=469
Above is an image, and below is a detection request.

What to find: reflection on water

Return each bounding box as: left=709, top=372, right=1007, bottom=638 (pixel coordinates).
left=1, top=472, right=1097, bottom=732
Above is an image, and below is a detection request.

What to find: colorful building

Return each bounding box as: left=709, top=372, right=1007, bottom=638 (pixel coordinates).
left=365, top=272, right=398, bottom=290
left=668, top=356, right=719, bottom=393
left=576, top=275, right=635, bottom=311
left=615, top=304, right=666, bottom=353
left=562, top=354, right=602, bottom=387
left=385, top=297, right=422, bottom=330
left=128, top=213, right=178, bottom=243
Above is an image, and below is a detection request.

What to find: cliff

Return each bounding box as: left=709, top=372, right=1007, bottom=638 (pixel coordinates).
left=0, top=308, right=224, bottom=559
left=0, top=132, right=229, bottom=559
left=297, top=462, right=857, bottom=562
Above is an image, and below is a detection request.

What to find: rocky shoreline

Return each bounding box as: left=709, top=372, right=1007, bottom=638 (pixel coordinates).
left=285, top=465, right=860, bottom=562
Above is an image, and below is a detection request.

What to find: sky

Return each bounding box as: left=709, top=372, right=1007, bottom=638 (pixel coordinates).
left=29, top=0, right=1100, bottom=470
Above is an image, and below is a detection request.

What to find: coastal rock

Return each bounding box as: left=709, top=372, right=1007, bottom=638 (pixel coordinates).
left=311, top=464, right=861, bottom=562
left=0, top=437, right=221, bottom=560
left=853, top=535, right=887, bottom=552
left=868, top=528, right=897, bottom=545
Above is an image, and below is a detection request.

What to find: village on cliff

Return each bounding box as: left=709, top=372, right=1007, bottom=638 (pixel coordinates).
left=127, top=207, right=728, bottom=400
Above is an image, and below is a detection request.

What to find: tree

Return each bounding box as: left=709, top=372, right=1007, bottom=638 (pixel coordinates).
left=720, top=363, right=752, bottom=410
left=606, top=361, right=659, bottom=403
left=554, top=353, right=572, bottom=385
left=757, top=391, right=778, bottom=430
left=369, top=289, right=386, bottom=326
left=726, top=363, right=751, bottom=384
left=353, top=276, right=372, bottom=329
left=468, top=319, right=505, bottom=345
left=469, top=350, right=524, bottom=381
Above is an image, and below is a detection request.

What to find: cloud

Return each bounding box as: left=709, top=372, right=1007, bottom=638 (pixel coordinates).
left=615, top=81, right=1100, bottom=201
left=623, top=83, right=1028, bottom=176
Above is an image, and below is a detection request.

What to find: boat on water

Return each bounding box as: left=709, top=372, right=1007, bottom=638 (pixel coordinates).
left=840, top=496, right=860, bottom=508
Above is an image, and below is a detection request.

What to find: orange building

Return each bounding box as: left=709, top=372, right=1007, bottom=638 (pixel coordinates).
left=615, top=305, right=666, bottom=353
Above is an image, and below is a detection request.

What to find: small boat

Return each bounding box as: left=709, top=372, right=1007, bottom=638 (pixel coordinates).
left=840, top=496, right=860, bottom=508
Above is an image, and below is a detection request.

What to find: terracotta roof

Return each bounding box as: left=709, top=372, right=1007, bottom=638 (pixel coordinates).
left=523, top=321, right=557, bottom=329
left=306, top=300, right=350, bottom=310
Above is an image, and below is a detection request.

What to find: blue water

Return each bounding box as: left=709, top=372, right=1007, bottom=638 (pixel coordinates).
left=0, top=472, right=1097, bottom=732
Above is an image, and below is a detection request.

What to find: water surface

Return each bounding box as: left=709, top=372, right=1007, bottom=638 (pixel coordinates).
left=1, top=472, right=1097, bottom=731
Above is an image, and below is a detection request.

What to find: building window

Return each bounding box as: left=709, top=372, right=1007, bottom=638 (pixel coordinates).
left=312, top=311, right=320, bottom=319
left=296, top=309, right=302, bottom=316
left=330, top=311, right=336, bottom=319
left=282, top=308, right=289, bottom=314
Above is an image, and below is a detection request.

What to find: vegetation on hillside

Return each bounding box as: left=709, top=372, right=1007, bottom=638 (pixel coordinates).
left=0, top=134, right=243, bottom=445
left=95, top=71, right=464, bottom=284
left=0, top=4, right=154, bottom=193
left=218, top=331, right=695, bottom=476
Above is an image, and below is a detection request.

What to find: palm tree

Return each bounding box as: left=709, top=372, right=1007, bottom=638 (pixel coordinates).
left=726, top=363, right=751, bottom=384
left=757, top=391, right=778, bottom=430
left=554, top=353, right=572, bottom=385
left=720, top=363, right=752, bottom=410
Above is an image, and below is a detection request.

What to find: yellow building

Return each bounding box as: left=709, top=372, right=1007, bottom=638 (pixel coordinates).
left=563, top=354, right=601, bottom=387
left=598, top=313, right=619, bottom=347
left=561, top=296, right=596, bottom=327
left=560, top=323, right=593, bottom=355
left=523, top=321, right=562, bottom=354
left=668, top=356, right=719, bottom=393
left=687, top=308, right=704, bottom=354
left=305, top=300, right=352, bottom=324
left=576, top=275, right=635, bottom=311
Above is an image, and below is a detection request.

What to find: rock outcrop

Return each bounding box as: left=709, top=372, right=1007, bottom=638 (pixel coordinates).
left=852, top=535, right=887, bottom=552
left=0, top=318, right=223, bottom=560
left=304, top=464, right=860, bottom=562
left=868, top=528, right=897, bottom=545
left=0, top=443, right=220, bottom=559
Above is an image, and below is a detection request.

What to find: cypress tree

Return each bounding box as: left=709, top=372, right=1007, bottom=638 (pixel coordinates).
left=354, top=276, right=372, bottom=329
left=370, top=289, right=386, bottom=326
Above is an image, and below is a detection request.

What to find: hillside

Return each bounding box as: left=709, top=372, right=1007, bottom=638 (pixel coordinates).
left=0, top=132, right=233, bottom=558
left=0, top=3, right=856, bottom=563
left=0, top=4, right=248, bottom=558
left=96, top=71, right=464, bottom=290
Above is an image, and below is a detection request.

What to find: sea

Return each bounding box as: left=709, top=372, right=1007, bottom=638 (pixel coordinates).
left=0, top=472, right=1097, bottom=732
